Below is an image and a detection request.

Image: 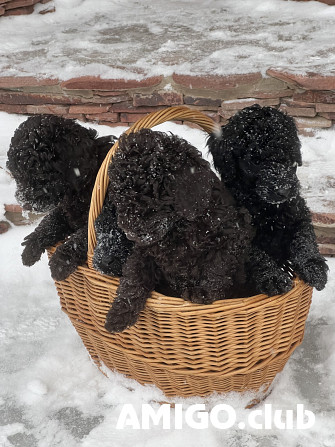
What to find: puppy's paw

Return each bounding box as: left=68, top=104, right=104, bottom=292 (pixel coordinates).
left=21, top=240, right=43, bottom=266
left=298, top=258, right=328, bottom=291
left=105, top=298, right=139, bottom=333
left=256, top=270, right=293, bottom=296
left=49, top=253, right=77, bottom=281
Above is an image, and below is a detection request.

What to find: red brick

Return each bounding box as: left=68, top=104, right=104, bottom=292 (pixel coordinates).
left=4, top=5, right=34, bottom=15
left=4, top=0, right=40, bottom=9
left=0, top=221, right=10, bottom=234
left=89, top=94, right=130, bottom=104
left=26, top=104, right=68, bottom=115
left=221, top=98, right=279, bottom=110
left=282, top=97, right=316, bottom=108
left=292, top=90, right=316, bottom=104
left=314, top=91, right=335, bottom=104
left=133, top=91, right=183, bottom=107
left=120, top=113, right=151, bottom=123
left=0, top=104, right=28, bottom=114
left=294, top=116, right=332, bottom=128
left=0, top=6, right=5, bottom=13
left=109, top=101, right=132, bottom=111
left=267, top=68, right=335, bottom=91
left=316, top=236, right=335, bottom=245
left=316, top=103, right=335, bottom=113
left=0, top=76, right=58, bottom=88
left=318, top=112, right=335, bottom=120
left=61, top=76, right=163, bottom=91
left=69, top=104, right=110, bottom=114
left=0, top=91, right=82, bottom=105
left=172, top=73, right=262, bottom=90
left=85, top=112, right=118, bottom=122
left=312, top=212, right=335, bottom=225
left=318, top=244, right=335, bottom=256
left=184, top=96, right=221, bottom=107
left=4, top=204, right=22, bottom=213
left=279, top=104, right=316, bottom=117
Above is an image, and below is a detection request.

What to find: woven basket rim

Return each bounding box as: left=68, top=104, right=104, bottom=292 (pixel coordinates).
left=66, top=256, right=304, bottom=312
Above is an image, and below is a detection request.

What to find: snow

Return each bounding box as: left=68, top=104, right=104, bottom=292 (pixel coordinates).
left=299, top=131, right=335, bottom=213
left=0, top=0, right=335, bottom=80
left=0, top=111, right=334, bottom=446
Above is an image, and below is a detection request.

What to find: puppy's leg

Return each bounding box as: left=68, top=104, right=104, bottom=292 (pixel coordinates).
left=289, top=223, right=328, bottom=291
left=93, top=200, right=133, bottom=276
left=48, top=226, right=88, bottom=281
left=105, top=250, right=155, bottom=333
left=247, top=246, right=293, bottom=296
left=21, top=207, right=71, bottom=267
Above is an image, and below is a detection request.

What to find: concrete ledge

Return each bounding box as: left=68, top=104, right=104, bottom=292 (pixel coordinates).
left=0, top=70, right=334, bottom=131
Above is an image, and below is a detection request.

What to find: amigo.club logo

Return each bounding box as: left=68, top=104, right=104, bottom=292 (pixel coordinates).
left=116, top=403, right=315, bottom=430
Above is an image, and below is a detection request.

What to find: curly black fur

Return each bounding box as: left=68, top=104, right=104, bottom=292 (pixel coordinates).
left=101, top=128, right=254, bottom=332
left=7, top=114, right=130, bottom=281
left=207, top=104, right=328, bottom=295
left=93, top=200, right=134, bottom=276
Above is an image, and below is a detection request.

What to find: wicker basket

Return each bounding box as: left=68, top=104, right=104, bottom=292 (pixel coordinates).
left=49, top=106, right=313, bottom=398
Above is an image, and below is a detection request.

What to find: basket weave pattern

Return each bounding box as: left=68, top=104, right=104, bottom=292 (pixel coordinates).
left=49, top=106, right=313, bottom=397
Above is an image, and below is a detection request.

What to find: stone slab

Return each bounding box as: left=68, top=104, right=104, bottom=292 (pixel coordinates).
left=267, top=69, right=335, bottom=91
left=173, top=73, right=262, bottom=90
left=61, top=76, right=163, bottom=91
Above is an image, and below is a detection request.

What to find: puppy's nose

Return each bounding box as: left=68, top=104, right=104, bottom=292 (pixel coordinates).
left=22, top=204, right=32, bottom=211
left=278, top=187, right=290, bottom=198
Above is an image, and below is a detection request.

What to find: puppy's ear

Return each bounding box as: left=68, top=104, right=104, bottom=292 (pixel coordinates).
left=172, top=165, right=214, bottom=220
left=207, top=131, right=237, bottom=183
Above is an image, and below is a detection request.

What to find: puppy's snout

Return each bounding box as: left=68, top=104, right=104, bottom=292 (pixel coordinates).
left=277, top=187, right=291, bottom=198
left=22, top=203, right=32, bottom=211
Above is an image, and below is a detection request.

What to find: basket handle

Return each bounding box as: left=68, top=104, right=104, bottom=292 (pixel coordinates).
left=87, top=106, right=219, bottom=266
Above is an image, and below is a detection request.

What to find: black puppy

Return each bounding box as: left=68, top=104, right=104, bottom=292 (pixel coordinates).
left=7, top=114, right=130, bottom=281
left=98, top=129, right=253, bottom=333
left=207, top=104, right=328, bottom=295
left=93, top=199, right=134, bottom=277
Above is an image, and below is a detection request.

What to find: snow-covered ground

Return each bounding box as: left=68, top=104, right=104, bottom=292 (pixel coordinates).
left=1, top=0, right=335, bottom=80
left=0, top=112, right=334, bottom=447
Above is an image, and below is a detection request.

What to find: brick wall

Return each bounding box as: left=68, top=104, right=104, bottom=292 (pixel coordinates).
left=0, top=69, right=334, bottom=134
left=1, top=70, right=334, bottom=253
left=0, top=0, right=54, bottom=17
